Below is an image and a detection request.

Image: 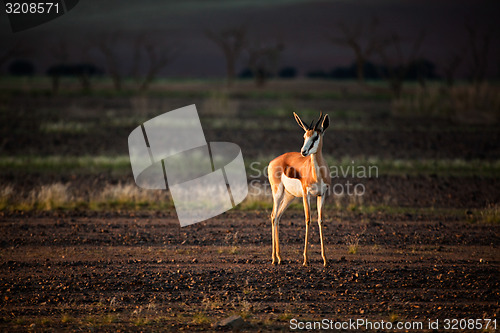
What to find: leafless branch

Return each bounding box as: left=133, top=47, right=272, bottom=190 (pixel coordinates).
left=246, top=41, right=284, bottom=86
left=205, top=26, right=247, bottom=86
left=328, top=17, right=389, bottom=82
left=464, top=21, right=493, bottom=88
left=376, top=30, right=426, bottom=97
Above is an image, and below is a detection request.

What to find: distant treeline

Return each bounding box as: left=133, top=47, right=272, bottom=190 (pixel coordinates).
left=8, top=60, right=104, bottom=78
left=8, top=59, right=436, bottom=82
left=238, top=59, right=437, bottom=81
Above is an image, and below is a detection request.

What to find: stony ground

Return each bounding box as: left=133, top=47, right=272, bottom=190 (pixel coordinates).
left=0, top=211, right=498, bottom=331
left=1, top=81, right=499, bottom=331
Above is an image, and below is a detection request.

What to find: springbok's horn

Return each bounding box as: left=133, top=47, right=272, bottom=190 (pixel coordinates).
left=314, top=111, right=324, bottom=130
left=308, top=119, right=314, bottom=130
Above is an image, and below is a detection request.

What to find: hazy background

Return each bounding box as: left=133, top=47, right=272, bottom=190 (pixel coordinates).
left=1, top=0, right=499, bottom=78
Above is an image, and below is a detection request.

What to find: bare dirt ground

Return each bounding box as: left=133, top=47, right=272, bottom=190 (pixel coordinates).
left=0, top=211, right=498, bottom=331
left=1, top=82, right=499, bottom=331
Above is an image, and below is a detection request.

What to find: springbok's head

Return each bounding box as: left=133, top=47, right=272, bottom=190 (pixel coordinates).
left=293, top=112, right=330, bottom=157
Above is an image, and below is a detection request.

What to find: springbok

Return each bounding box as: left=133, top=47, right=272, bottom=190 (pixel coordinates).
left=268, top=112, right=331, bottom=266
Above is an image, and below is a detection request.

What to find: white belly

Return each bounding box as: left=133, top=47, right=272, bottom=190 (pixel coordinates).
left=281, top=174, right=304, bottom=197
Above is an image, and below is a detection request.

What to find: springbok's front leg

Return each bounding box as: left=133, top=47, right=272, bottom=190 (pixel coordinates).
left=271, top=210, right=277, bottom=265
left=302, top=194, right=311, bottom=266
left=271, top=198, right=280, bottom=265
left=317, top=195, right=327, bottom=267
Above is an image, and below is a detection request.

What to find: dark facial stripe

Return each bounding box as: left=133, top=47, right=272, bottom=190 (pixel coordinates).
left=309, top=133, right=319, bottom=147
left=303, top=133, right=319, bottom=154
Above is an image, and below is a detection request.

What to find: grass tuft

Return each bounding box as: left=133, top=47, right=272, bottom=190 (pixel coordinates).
left=192, top=312, right=211, bottom=325
left=467, top=204, right=500, bottom=224
left=480, top=204, right=500, bottom=224
left=388, top=312, right=400, bottom=323
left=131, top=317, right=152, bottom=326
left=345, top=227, right=366, bottom=255
left=31, top=183, right=72, bottom=210
left=0, top=186, right=14, bottom=210
left=60, top=314, right=74, bottom=324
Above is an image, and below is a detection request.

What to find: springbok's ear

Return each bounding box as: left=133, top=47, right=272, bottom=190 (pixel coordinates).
left=293, top=112, right=307, bottom=131
left=321, top=114, right=330, bottom=132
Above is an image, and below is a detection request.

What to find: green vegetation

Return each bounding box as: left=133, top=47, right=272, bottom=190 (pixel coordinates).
left=248, top=156, right=500, bottom=178
left=2, top=155, right=498, bottom=177
left=0, top=155, right=131, bottom=175
left=0, top=76, right=394, bottom=100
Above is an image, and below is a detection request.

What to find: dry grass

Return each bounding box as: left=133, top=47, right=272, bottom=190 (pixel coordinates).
left=238, top=182, right=273, bottom=210
left=201, top=90, right=239, bottom=116
left=0, top=185, right=14, bottom=210
left=191, top=312, right=211, bottom=325
left=332, top=192, right=366, bottom=212
left=202, top=295, right=224, bottom=311
left=231, top=295, right=253, bottom=319
left=60, top=314, right=75, bottom=324
left=131, top=302, right=158, bottom=326
left=392, top=83, right=500, bottom=124
left=94, top=183, right=164, bottom=205
left=480, top=204, right=500, bottom=224
left=467, top=204, right=500, bottom=224
left=0, top=182, right=171, bottom=211
left=345, top=227, right=366, bottom=254
left=451, top=84, right=500, bottom=124
left=31, top=183, right=72, bottom=210
left=218, top=231, right=240, bottom=254
left=392, top=86, right=446, bottom=117
left=388, top=312, right=400, bottom=323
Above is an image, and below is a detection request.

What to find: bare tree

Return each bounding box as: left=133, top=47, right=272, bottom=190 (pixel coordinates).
left=48, top=40, right=69, bottom=93
left=246, top=41, right=284, bottom=87
left=206, top=26, right=246, bottom=87
left=92, top=32, right=178, bottom=91
left=377, top=31, right=426, bottom=97
left=136, top=36, right=179, bottom=91
left=48, top=38, right=96, bottom=93
left=76, top=48, right=96, bottom=93
left=93, top=32, right=124, bottom=91
left=464, top=22, right=493, bottom=89
left=328, top=17, right=388, bottom=83
left=441, top=50, right=465, bottom=88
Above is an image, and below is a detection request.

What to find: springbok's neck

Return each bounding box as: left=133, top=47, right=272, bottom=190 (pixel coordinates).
left=309, top=136, right=323, bottom=181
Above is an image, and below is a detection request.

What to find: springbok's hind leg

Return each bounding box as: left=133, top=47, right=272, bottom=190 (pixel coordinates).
left=271, top=183, right=284, bottom=265
left=317, top=195, right=327, bottom=267
left=274, top=191, right=295, bottom=264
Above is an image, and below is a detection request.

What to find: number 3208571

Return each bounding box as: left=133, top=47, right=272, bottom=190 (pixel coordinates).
left=5, top=2, right=60, bottom=14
